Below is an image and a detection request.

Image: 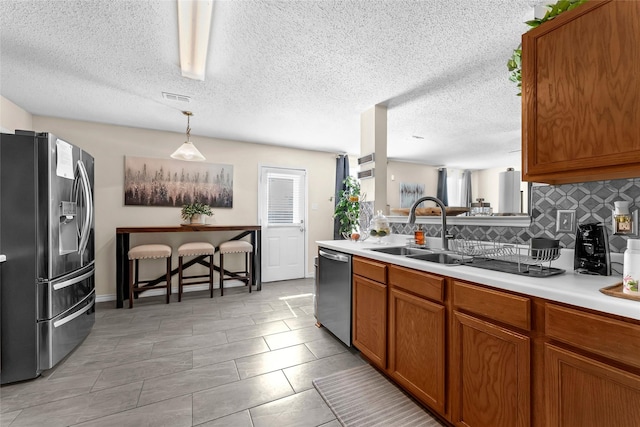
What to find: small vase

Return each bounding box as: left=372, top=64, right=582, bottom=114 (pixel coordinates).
left=190, top=214, right=205, bottom=224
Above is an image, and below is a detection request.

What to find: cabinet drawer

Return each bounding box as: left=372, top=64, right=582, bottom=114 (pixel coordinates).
left=546, top=304, right=640, bottom=369
left=453, top=281, right=531, bottom=331
left=353, top=257, right=387, bottom=283
left=388, top=265, right=444, bottom=303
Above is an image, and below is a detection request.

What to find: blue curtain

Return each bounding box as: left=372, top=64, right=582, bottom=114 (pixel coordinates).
left=334, top=155, right=349, bottom=239
left=461, top=169, right=472, bottom=208
left=437, top=168, right=448, bottom=206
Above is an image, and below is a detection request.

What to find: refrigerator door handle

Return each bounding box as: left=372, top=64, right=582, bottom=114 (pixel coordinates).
left=75, top=160, right=93, bottom=256
left=53, top=295, right=94, bottom=328
left=52, top=267, right=94, bottom=291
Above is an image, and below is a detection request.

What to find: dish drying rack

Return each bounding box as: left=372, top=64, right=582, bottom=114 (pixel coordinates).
left=449, top=239, right=562, bottom=274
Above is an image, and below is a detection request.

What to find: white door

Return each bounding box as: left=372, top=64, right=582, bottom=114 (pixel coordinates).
left=259, top=167, right=306, bottom=282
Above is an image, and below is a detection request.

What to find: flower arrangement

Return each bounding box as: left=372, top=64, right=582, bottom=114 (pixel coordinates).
left=181, top=202, right=213, bottom=223
left=623, top=275, right=638, bottom=293
left=507, top=0, right=588, bottom=96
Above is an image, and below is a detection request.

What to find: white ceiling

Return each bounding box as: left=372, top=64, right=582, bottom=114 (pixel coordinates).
left=0, top=0, right=537, bottom=170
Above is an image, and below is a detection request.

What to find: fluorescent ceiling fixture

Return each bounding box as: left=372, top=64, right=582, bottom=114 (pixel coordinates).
left=177, top=0, right=213, bottom=81
left=171, top=111, right=206, bottom=161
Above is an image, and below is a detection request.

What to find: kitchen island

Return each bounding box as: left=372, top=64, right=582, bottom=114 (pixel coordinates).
left=318, top=236, right=640, bottom=427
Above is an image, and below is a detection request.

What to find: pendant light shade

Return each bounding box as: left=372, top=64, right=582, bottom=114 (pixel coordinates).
left=170, top=111, right=206, bottom=162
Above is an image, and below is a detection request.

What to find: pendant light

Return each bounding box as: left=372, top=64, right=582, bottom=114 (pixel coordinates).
left=170, top=111, right=206, bottom=161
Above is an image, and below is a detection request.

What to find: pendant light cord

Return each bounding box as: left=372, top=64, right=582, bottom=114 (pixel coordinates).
left=186, top=114, right=191, bottom=142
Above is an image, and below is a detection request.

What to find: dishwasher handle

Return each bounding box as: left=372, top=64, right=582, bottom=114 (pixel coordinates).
left=319, top=249, right=350, bottom=263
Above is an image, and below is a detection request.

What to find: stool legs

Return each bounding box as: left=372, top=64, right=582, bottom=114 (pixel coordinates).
left=129, top=257, right=171, bottom=308
left=209, top=254, right=214, bottom=298
left=219, top=251, right=253, bottom=295
left=178, top=255, right=184, bottom=302
left=220, top=253, right=225, bottom=297
left=129, top=259, right=135, bottom=309
left=166, top=257, right=171, bottom=304
left=246, top=252, right=252, bottom=293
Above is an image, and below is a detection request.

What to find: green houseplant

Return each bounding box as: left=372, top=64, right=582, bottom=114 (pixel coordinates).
left=334, top=176, right=362, bottom=239
left=507, top=0, right=588, bottom=95
left=181, top=202, right=213, bottom=224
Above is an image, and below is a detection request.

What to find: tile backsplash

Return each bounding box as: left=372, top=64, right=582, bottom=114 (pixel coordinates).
left=388, top=178, right=640, bottom=253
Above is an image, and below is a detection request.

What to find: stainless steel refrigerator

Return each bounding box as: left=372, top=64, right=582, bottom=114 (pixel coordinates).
left=0, top=130, right=95, bottom=384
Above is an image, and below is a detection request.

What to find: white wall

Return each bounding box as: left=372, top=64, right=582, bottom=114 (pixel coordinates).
left=13, top=115, right=337, bottom=300
left=0, top=95, right=33, bottom=132
left=386, top=161, right=439, bottom=211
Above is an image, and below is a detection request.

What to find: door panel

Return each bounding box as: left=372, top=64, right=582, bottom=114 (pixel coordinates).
left=545, top=344, right=640, bottom=427
left=259, top=167, right=306, bottom=282
left=451, top=311, right=530, bottom=427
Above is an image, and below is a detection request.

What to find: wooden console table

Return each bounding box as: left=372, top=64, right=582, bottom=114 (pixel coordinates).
left=115, top=225, right=261, bottom=308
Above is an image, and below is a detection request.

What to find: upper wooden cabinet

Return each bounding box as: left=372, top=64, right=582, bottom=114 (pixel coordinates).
left=522, top=0, right=640, bottom=184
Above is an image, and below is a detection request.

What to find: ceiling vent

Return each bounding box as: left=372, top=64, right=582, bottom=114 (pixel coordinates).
left=358, top=168, right=375, bottom=179
left=162, top=92, right=191, bottom=103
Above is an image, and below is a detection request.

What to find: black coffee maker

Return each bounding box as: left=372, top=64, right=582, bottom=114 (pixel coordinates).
left=574, top=223, right=611, bottom=275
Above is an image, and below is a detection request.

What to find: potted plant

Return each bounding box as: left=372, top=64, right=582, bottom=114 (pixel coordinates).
left=334, top=176, right=362, bottom=239
left=181, top=202, right=213, bottom=224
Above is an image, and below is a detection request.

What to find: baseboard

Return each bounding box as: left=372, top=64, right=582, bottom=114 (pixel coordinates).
left=95, top=280, right=247, bottom=303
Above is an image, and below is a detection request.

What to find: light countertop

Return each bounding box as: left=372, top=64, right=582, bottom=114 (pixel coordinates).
left=317, top=235, right=640, bottom=321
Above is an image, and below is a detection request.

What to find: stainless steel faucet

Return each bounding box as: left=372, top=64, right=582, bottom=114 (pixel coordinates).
left=407, top=196, right=449, bottom=251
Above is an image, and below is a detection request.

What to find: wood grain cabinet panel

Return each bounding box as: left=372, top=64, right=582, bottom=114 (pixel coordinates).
left=452, top=311, right=530, bottom=427
left=453, top=281, right=531, bottom=331
left=546, top=303, right=640, bottom=370
left=545, top=343, right=640, bottom=427
left=353, top=256, right=387, bottom=283
left=522, top=0, right=640, bottom=184
left=388, top=264, right=444, bottom=303
left=388, top=287, right=446, bottom=414
left=352, top=274, right=387, bottom=369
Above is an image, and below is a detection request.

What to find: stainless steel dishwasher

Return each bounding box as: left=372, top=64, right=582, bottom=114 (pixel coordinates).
left=317, top=248, right=352, bottom=347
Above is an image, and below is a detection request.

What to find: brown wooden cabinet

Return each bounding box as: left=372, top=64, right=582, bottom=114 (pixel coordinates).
left=352, top=257, right=387, bottom=369
left=522, top=0, right=640, bottom=184
left=387, top=265, right=447, bottom=415
left=545, top=343, right=640, bottom=427
left=544, top=303, right=640, bottom=427
left=349, top=255, right=640, bottom=427
left=451, top=282, right=531, bottom=427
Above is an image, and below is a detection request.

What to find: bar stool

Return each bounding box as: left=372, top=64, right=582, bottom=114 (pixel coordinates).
left=177, top=242, right=215, bottom=301
left=219, top=240, right=253, bottom=296
left=128, top=244, right=172, bottom=309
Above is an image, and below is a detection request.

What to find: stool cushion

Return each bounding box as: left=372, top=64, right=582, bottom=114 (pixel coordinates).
left=128, top=244, right=172, bottom=260
left=219, top=240, right=253, bottom=254
left=178, top=242, right=215, bottom=257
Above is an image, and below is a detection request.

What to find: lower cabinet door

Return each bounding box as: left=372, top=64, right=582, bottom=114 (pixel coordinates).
left=352, top=274, right=387, bottom=368
left=545, top=343, right=640, bottom=427
left=452, top=311, right=530, bottom=427
left=388, top=288, right=446, bottom=415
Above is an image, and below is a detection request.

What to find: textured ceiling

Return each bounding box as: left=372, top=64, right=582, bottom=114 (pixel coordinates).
left=0, top=0, right=538, bottom=169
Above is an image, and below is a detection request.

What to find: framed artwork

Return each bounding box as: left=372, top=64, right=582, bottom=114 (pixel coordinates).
left=400, top=182, right=425, bottom=208
left=556, top=209, right=576, bottom=233
left=124, top=156, right=233, bottom=207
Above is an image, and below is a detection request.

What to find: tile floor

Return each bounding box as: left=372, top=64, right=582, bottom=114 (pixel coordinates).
left=0, top=279, right=367, bottom=426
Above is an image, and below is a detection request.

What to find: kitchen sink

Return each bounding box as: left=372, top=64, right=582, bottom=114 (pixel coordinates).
left=368, top=246, right=433, bottom=256
left=407, top=252, right=468, bottom=265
